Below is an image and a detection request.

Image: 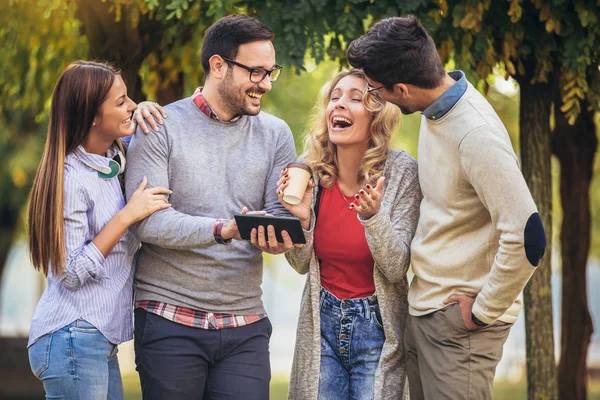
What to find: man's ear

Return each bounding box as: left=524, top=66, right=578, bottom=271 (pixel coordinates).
left=392, top=83, right=409, bottom=99
left=208, top=55, right=228, bottom=80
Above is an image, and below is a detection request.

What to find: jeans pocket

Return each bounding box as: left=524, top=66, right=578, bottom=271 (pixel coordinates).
left=28, top=333, right=52, bottom=379
left=371, top=307, right=384, bottom=330
left=70, top=326, right=100, bottom=334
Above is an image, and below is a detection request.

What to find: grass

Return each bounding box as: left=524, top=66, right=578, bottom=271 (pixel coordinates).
left=123, top=373, right=600, bottom=399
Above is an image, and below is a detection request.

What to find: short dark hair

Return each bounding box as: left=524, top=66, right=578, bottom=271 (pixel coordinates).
left=201, top=14, right=275, bottom=75
left=347, top=16, right=446, bottom=89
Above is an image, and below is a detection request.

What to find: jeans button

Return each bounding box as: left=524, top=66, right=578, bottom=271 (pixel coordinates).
left=340, top=334, right=347, bottom=340
left=339, top=348, right=347, bottom=353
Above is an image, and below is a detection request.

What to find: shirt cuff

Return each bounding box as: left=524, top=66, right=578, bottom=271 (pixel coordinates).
left=82, top=242, right=107, bottom=279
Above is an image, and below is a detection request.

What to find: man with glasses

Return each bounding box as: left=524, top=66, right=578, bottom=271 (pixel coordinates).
left=348, top=16, right=546, bottom=400
left=125, top=14, right=296, bottom=399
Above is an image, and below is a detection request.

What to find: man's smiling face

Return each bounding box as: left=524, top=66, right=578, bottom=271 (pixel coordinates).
left=217, top=40, right=277, bottom=117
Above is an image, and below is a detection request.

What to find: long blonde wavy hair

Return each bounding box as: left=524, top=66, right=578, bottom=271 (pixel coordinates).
left=303, top=69, right=401, bottom=188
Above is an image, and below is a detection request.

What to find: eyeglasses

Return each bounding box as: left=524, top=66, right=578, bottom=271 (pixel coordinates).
left=220, top=56, right=282, bottom=83
left=366, top=83, right=387, bottom=93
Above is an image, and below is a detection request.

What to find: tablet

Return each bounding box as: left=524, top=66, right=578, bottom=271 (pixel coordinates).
left=234, top=214, right=306, bottom=244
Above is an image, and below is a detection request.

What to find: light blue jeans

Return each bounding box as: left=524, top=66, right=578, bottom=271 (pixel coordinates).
left=28, top=319, right=123, bottom=400
left=318, top=287, right=385, bottom=400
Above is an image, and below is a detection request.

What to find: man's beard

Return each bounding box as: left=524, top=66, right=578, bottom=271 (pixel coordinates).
left=217, top=71, right=264, bottom=117
left=399, top=105, right=415, bottom=115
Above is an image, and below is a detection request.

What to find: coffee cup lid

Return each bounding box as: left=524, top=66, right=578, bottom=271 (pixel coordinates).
left=286, top=162, right=312, bottom=174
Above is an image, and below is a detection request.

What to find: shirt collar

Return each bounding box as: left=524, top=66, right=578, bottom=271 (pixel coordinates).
left=422, top=70, right=467, bottom=120
left=73, top=144, right=120, bottom=175
left=192, top=86, right=242, bottom=123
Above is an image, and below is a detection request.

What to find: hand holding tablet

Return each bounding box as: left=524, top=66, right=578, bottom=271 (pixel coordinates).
left=234, top=214, right=306, bottom=244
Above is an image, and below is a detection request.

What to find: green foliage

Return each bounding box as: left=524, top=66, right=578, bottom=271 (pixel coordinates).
left=245, top=0, right=428, bottom=70
left=0, top=0, right=86, bottom=212
left=416, top=0, right=600, bottom=125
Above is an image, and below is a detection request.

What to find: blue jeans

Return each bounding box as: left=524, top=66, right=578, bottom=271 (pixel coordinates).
left=318, top=287, right=385, bottom=400
left=28, top=320, right=123, bottom=400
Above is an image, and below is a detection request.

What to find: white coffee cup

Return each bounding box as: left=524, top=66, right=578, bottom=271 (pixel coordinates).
left=283, top=162, right=312, bottom=205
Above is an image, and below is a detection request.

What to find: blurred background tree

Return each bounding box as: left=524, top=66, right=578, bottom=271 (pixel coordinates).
left=1, top=1, right=599, bottom=399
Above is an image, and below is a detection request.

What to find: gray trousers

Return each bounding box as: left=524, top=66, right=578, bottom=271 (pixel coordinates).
left=404, top=304, right=512, bottom=400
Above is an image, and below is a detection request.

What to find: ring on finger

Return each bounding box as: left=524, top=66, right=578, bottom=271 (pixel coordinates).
left=360, top=205, right=367, bottom=210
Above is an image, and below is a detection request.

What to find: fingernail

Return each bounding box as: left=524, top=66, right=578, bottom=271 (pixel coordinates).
left=366, top=184, right=372, bottom=189
left=159, top=119, right=164, bottom=124
left=359, top=190, right=365, bottom=195
left=354, top=194, right=359, bottom=199
left=284, top=180, right=288, bottom=184
left=285, top=174, right=289, bottom=178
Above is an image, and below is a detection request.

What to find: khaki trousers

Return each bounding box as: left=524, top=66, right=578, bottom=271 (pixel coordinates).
left=404, top=304, right=512, bottom=400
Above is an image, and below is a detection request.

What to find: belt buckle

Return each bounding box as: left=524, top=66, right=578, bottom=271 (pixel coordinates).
left=369, top=293, right=377, bottom=303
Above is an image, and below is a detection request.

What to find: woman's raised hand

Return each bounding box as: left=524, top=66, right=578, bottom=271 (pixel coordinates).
left=276, top=167, right=313, bottom=230
left=350, top=176, right=385, bottom=219
left=122, top=177, right=172, bottom=224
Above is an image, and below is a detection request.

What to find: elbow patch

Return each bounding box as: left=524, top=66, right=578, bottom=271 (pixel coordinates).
left=524, top=212, right=546, bottom=267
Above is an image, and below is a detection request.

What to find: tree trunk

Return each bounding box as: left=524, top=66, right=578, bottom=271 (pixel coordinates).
left=553, top=97, right=596, bottom=400
left=75, top=2, right=161, bottom=102
left=155, top=71, right=185, bottom=106
left=518, top=78, right=558, bottom=400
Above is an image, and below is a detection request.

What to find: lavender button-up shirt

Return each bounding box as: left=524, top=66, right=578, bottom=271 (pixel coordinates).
left=28, top=144, right=139, bottom=346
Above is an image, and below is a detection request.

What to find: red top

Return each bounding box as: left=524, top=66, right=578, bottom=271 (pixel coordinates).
left=315, top=181, right=375, bottom=299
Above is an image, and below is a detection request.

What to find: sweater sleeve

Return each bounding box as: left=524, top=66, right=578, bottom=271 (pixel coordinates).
left=360, top=154, right=422, bottom=283
left=460, top=127, right=546, bottom=325
left=125, top=124, right=217, bottom=249
left=263, top=123, right=297, bottom=216
left=284, top=176, right=319, bottom=275
left=284, top=210, right=316, bottom=275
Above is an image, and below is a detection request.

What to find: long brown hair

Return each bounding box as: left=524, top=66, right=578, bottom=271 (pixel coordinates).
left=28, top=60, right=120, bottom=276
left=303, top=69, right=401, bottom=188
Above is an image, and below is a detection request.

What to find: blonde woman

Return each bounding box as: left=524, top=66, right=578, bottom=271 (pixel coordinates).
left=277, top=69, right=422, bottom=399
left=27, top=60, right=170, bottom=399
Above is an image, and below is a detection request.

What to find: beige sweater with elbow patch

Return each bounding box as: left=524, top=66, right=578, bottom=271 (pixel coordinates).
left=409, top=82, right=544, bottom=325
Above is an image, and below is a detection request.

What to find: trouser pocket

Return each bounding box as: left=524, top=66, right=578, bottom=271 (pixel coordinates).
left=28, top=333, right=52, bottom=379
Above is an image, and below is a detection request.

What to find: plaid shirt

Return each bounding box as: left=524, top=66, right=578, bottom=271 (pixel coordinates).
left=136, top=300, right=267, bottom=330
left=192, top=86, right=242, bottom=122
left=136, top=89, right=265, bottom=330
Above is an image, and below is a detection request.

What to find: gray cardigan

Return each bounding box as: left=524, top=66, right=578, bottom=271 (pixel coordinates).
left=285, top=150, right=422, bottom=400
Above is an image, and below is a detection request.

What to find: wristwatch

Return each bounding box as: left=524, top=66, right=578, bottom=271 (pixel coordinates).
left=471, top=313, right=488, bottom=327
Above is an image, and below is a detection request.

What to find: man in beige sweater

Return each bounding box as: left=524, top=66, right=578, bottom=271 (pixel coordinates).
left=347, top=16, right=547, bottom=399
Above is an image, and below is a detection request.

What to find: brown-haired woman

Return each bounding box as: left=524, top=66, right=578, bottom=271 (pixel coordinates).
left=277, top=69, right=422, bottom=399
left=26, top=60, right=170, bottom=399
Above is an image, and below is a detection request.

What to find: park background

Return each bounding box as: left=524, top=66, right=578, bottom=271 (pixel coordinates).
left=1, top=1, right=599, bottom=399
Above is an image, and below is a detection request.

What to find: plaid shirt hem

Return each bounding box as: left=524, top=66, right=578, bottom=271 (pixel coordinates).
left=135, top=300, right=267, bottom=330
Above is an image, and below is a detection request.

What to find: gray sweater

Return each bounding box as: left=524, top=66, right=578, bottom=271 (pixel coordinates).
left=125, top=97, right=296, bottom=314
left=286, top=150, right=422, bottom=400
